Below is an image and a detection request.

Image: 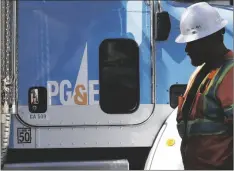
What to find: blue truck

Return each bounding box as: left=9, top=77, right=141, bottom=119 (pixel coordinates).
left=1, top=0, right=233, bottom=169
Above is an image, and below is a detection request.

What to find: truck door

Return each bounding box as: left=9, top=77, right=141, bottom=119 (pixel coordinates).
left=17, top=0, right=154, bottom=127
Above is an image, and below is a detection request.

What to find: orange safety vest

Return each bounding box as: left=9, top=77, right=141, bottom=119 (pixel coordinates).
left=177, top=51, right=233, bottom=169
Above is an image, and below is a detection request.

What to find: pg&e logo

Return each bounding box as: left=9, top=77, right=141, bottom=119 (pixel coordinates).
left=47, top=80, right=99, bottom=106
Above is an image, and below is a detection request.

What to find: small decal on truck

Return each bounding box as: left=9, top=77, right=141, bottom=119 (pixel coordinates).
left=17, top=128, right=32, bottom=144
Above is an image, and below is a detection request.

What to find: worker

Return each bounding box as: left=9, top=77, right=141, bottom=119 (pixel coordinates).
left=175, top=2, right=233, bottom=170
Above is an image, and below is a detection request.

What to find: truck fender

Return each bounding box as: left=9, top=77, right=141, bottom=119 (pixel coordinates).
left=144, top=108, right=184, bottom=170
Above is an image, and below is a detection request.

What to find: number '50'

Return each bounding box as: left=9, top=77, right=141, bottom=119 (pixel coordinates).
left=18, top=132, right=31, bottom=142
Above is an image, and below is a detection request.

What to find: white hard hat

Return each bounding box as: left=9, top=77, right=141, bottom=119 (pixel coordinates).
left=175, top=2, right=228, bottom=43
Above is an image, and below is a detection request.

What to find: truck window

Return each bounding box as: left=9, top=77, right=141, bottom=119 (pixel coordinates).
left=99, top=39, right=140, bottom=114
left=173, top=0, right=231, bottom=5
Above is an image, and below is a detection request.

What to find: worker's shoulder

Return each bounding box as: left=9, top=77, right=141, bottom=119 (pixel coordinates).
left=224, top=50, right=234, bottom=60
left=215, top=58, right=234, bottom=86
left=222, top=60, right=233, bottom=78
left=220, top=56, right=234, bottom=74
left=223, top=50, right=234, bottom=66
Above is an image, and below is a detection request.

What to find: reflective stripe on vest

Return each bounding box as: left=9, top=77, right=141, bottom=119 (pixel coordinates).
left=178, top=59, right=234, bottom=137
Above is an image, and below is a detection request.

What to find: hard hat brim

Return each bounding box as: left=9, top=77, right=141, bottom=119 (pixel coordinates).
left=175, top=19, right=228, bottom=43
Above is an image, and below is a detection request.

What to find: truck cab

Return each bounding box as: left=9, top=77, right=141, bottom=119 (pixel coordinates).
left=1, top=0, right=233, bottom=170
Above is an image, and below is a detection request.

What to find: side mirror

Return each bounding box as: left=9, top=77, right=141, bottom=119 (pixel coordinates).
left=169, top=84, right=187, bottom=109
left=155, top=11, right=171, bottom=41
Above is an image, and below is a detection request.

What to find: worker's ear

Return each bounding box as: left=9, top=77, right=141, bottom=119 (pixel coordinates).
left=213, top=28, right=225, bottom=42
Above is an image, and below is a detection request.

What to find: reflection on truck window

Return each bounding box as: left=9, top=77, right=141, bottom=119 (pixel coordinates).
left=30, top=88, right=39, bottom=105
left=174, top=0, right=231, bottom=5
left=99, top=39, right=140, bottom=114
